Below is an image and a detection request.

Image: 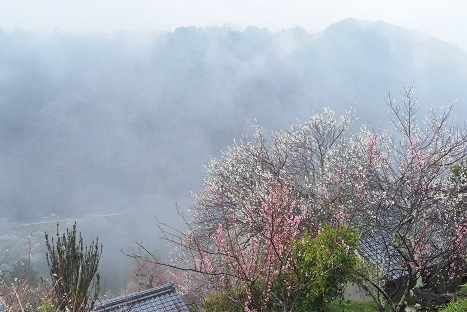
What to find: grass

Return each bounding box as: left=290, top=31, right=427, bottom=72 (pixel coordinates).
left=439, top=298, right=467, bottom=312
left=456, top=283, right=467, bottom=296
left=438, top=284, right=467, bottom=312
left=329, top=299, right=388, bottom=312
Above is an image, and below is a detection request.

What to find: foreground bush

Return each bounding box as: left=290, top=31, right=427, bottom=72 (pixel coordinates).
left=203, top=288, right=247, bottom=312
left=45, top=222, right=102, bottom=312
left=439, top=298, right=467, bottom=312
left=329, top=299, right=390, bottom=312
left=201, top=223, right=359, bottom=312
left=291, top=223, right=360, bottom=311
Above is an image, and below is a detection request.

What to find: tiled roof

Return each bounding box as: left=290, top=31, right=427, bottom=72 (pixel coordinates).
left=94, top=282, right=188, bottom=312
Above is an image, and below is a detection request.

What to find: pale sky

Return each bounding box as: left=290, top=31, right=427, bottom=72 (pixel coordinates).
left=1, top=0, right=467, bottom=51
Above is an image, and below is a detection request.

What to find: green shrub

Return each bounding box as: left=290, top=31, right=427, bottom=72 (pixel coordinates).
left=37, top=298, right=57, bottom=312
left=329, top=299, right=389, bottom=312
left=203, top=288, right=247, bottom=312
left=456, top=283, right=467, bottom=296
left=439, top=298, right=467, bottom=312
left=45, top=222, right=102, bottom=311
left=291, top=223, right=360, bottom=311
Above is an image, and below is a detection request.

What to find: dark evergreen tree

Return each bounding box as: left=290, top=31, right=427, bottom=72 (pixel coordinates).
left=5, top=258, right=39, bottom=286
left=45, top=223, right=102, bottom=312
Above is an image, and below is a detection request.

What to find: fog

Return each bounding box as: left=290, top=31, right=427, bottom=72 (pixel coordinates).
left=1, top=19, right=467, bottom=292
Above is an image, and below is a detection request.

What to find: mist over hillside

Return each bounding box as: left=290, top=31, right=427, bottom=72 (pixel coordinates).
left=1, top=19, right=467, bottom=290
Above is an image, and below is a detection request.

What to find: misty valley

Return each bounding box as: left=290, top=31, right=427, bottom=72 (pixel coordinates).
left=1, top=19, right=467, bottom=311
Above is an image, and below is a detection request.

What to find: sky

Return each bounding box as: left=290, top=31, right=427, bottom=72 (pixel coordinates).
left=1, top=0, right=466, bottom=51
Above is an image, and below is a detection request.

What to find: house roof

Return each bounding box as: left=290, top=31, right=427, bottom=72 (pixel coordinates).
left=94, top=282, right=188, bottom=312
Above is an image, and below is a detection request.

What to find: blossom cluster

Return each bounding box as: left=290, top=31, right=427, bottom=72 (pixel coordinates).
left=156, top=86, right=467, bottom=311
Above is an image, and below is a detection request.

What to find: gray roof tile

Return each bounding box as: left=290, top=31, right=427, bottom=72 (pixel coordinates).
left=94, top=282, right=188, bottom=312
